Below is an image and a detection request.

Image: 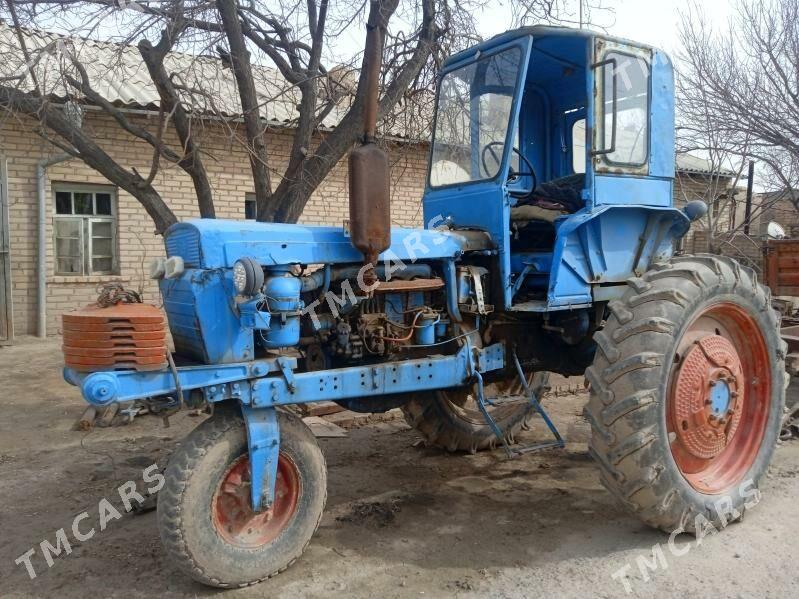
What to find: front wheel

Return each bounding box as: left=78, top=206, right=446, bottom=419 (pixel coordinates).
left=157, top=406, right=326, bottom=587
left=585, top=255, right=785, bottom=533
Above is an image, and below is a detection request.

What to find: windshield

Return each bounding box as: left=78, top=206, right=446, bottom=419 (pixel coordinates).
left=429, top=47, right=523, bottom=188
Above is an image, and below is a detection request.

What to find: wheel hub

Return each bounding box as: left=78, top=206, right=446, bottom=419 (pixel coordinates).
left=212, top=454, right=300, bottom=548
left=672, top=335, right=743, bottom=460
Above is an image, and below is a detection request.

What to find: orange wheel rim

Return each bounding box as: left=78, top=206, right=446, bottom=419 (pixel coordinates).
left=667, top=302, right=771, bottom=494
left=212, top=453, right=300, bottom=548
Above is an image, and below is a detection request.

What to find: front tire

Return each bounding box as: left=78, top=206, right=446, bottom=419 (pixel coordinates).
left=157, top=406, right=326, bottom=587
left=585, top=255, right=785, bottom=533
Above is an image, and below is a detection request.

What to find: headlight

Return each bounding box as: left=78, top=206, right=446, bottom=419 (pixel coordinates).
left=232, top=257, right=264, bottom=296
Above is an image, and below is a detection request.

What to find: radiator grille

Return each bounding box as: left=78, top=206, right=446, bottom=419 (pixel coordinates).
left=165, top=226, right=202, bottom=267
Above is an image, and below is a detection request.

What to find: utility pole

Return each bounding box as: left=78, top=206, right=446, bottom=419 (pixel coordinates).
left=743, top=160, right=755, bottom=236
left=579, top=0, right=584, bottom=28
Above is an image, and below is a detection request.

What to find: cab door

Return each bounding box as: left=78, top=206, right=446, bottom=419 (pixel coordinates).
left=590, top=38, right=672, bottom=208
left=423, top=37, right=533, bottom=310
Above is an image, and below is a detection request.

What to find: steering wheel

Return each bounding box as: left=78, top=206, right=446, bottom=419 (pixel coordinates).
left=481, top=141, right=538, bottom=195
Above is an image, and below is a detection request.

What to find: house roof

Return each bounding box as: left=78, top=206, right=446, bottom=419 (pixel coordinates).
left=0, top=22, right=302, bottom=120
left=0, top=21, right=429, bottom=140
left=676, top=153, right=739, bottom=178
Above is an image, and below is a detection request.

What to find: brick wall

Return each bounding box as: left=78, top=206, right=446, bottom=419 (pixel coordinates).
left=0, top=111, right=429, bottom=337
left=674, top=171, right=737, bottom=251
left=752, top=193, right=799, bottom=238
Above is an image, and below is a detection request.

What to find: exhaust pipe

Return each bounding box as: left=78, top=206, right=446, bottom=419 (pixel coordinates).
left=348, top=0, right=391, bottom=285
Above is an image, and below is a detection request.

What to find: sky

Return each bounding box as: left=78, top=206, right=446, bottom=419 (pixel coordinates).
left=330, top=0, right=739, bottom=74
left=479, top=0, right=736, bottom=56
left=595, top=0, right=733, bottom=53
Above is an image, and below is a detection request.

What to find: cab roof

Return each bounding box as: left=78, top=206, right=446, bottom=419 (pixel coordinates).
left=443, top=25, right=666, bottom=70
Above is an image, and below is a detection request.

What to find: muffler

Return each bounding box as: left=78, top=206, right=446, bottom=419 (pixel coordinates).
left=348, top=0, right=391, bottom=285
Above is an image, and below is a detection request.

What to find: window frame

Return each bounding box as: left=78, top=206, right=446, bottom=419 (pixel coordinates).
left=426, top=42, right=527, bottom=191
left=52, top=184, right=118, bottom=276
left=593, top=44, right=652, bottom=173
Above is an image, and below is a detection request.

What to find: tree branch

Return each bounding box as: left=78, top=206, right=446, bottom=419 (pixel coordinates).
left=139, top=21, right=216, bottom=219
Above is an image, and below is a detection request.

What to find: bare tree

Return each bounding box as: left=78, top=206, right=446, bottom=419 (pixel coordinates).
left=677, top=0, right=799, bottom=241
left=0, top=0, right=612, bottom=233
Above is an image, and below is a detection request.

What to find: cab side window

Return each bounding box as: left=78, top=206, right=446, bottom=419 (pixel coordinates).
left=600, top=51, right=650, bottom=166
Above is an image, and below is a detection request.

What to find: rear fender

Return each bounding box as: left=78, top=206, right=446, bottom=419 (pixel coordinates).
left=547, top=205, right=690, bottom=308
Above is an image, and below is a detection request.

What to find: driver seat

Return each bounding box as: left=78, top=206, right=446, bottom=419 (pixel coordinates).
left=510, top=173, right=584, bottom=223
left=520, top=173, right=584, bottom=212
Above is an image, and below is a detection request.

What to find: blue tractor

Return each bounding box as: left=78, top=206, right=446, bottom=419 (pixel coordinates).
left=64, top=26, right=785, bottom=587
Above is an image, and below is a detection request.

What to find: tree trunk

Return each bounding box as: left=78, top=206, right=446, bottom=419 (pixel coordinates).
left=216, top=0, right=275, bottom=220
left=139, top=35, right=216, bottom=219
left=270, top=0, right=435, bottom=223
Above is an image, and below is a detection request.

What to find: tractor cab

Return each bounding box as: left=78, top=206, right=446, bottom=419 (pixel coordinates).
left=423, top=26, right=682, bottom=311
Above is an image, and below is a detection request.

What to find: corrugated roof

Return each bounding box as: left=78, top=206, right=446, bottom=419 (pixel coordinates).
left=0, top=22, right=429, bottom=140
left=676, top=152, right=739, bottom=178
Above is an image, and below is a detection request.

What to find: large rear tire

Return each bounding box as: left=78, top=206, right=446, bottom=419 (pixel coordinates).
left=402, top=370, right=550, bottom=453
left=585, top=255, right=785, bottom=533
left=157, top=406, right=326, bottom=587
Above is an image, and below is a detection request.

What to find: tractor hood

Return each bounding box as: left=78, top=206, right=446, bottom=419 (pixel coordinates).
left=164, top=219, right=494, bottom=269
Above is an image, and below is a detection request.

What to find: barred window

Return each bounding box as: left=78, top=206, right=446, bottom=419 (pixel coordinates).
left=53, top=186, right=117, bottom=275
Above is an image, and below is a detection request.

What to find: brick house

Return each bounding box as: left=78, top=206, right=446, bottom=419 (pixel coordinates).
left=0, top=23, right=430, bottom=343
left=0, top=25, right=740, bottom=344
left=671, top=153, right=743, bottom=256
left=0, top=110, right=430, bottom=342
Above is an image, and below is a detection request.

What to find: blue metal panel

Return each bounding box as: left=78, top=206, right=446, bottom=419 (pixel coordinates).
left=164, top=220, right=471, bottom=270
left=649, top=49, right=676, bottom=180
left=442, top=26, right=663, bottom=72
left=160, top=268, right=254, bottom=364
left=165, top=225, right=202, bottom=267
left=67, top=344, right=504, bottom=409
left=241, top=405, right=279, bottom=511
left=250, top=345, right=486, bottom=407
left=544, top=205, right=689, bottom=308
left=594, top=175, right=672, bottom=207
left=585, top=35, right=598, bottom=210
left=423, top=182, right=507, bottom=246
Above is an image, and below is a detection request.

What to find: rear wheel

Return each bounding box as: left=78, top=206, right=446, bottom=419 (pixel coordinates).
left=402, top=358, right=550, bottom=453
left=158, top=407, right=326, bottom=587
left=585, top=256, right=785, bottom=532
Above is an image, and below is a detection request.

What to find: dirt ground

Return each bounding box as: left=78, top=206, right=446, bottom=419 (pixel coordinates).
left=1, top=338, right=797, bottom=598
